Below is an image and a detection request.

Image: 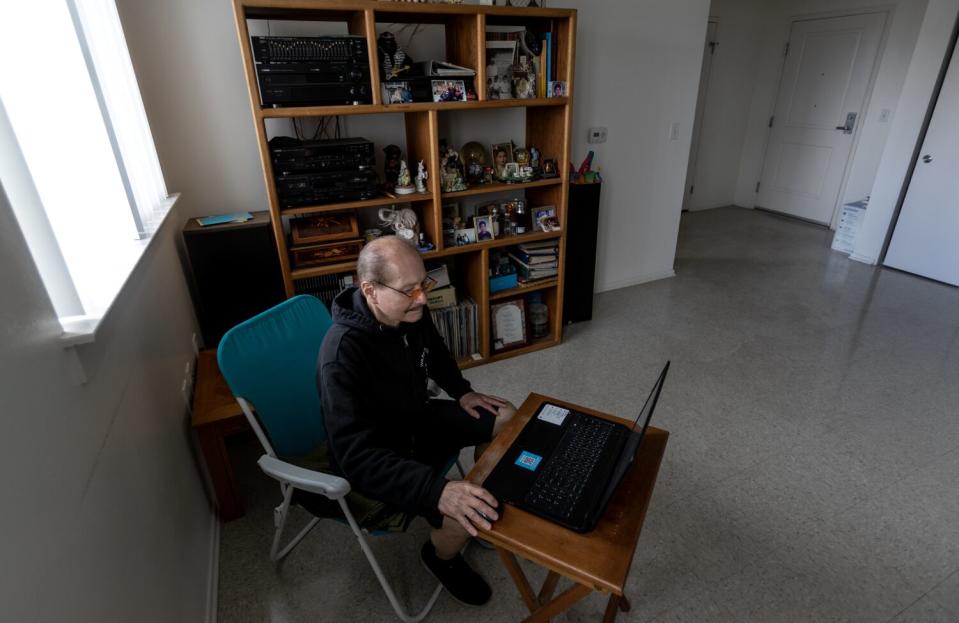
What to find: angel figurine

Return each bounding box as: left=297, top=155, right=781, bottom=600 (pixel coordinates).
left=378, top=207, right=419, bottom=245
left=415, top=160, right=428, bottom=193
left=394, top=160, right=415, bottom=195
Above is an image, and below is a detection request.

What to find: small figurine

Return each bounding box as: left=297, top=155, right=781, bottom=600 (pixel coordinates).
left=377, top=32, right=413, bottom=80
left=483, top=166, right=494, bottom=185
left=395, top=160, right=415, bottom=195
left=383, top=144, right=402, bottom=190
left=415, top=160, right=428, bottom=193
left=530, top=147, right=541, bottom=170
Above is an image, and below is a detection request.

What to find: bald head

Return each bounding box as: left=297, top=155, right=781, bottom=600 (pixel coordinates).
left=357, top=235, right=422, bottom=285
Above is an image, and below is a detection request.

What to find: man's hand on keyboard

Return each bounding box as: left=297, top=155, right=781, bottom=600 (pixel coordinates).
left=459, top=391, right=510, bottom=419
left=438, top=481, right=499, bottom=536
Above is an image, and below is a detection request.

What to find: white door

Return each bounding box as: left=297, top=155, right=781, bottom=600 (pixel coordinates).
left=756, top=13, right=886, bottom=224
left=884, top=40, right=959, bottom=287
left=683, top=20, right=719, bottom=212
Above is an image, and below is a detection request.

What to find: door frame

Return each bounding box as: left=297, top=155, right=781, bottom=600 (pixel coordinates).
left=754, top=6, right=893, bottom=229
left=683, top=18, right=720, bottom=213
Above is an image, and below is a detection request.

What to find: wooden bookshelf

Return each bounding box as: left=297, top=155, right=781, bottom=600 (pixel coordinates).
left=232, top=0, right=576, bottom=366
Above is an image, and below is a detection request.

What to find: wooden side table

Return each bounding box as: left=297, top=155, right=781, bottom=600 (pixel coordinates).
left=468, top=393, right=669, bottom=622
left=191, top=349, right=250, bottom=521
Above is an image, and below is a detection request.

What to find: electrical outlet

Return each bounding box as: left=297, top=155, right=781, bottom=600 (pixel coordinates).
left=587, top=127, right=607, bottom=144
left=669, top=122, right=681, bottom=141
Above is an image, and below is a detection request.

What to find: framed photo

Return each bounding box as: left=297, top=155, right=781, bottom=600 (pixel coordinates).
left=491, top=299, right=528, bottom=351
left=383, top=81, right=413, bottom=104
left=432, top=79, right=467, bottom=102
left=473, top=215, right=495, bottom=241
left=503, top=162, right=520, bottom=179
left=454, top=227, right=476, bottom=245
left=291, top=213, right=359, bottom=245
left=532, top=205, right=558, bottom=232
left=490, top=142, right=514, bottom=179
left=548, top=81, right=567, bottom=98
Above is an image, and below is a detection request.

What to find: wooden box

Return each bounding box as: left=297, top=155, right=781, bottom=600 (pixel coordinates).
left=290, top=239, right=363, bottom=269
left=291, top=213, right=359, bottom=245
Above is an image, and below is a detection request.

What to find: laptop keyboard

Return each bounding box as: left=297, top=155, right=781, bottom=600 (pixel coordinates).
left=524, top=414, right=617, bottom=519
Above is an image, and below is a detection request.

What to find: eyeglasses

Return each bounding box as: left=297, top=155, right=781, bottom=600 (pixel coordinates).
left=375, top=275, right=438, bottom=299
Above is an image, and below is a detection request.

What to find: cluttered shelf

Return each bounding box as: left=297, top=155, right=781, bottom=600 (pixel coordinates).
left=279, top=193, right=434, bottom=217
left=442, top=178, right=562, bottom=200
left=258, top=98, right=567, bottom=118
left=238, top=0, right=574, bottom=20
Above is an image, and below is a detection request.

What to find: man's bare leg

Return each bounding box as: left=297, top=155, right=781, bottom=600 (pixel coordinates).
left=431, top=516, right=471, bottom=560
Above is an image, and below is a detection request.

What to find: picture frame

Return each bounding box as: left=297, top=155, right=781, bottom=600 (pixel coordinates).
left=473, top=215, right=495, bottom=241
left=491, top=299, right=528, bottom=351
left=532, top=205, right=558, bottom=232
left=548, top=80, right=567, bottom=98
left=442, top=201, right=461, bottom=245
left=454, top=227, right=476, bottom=245
left=383, top=81, right=413, bottom=104
left=512, top=71, right=536, bottom=99
left=485, top=41, right=518, bottom=101
left=490, top=142, right=514, bottom=179
left=290, top=213, right=359, bottom=245
left=431, top=79, right=467, bottom=102
left=503, top=162, right=520, bottom=179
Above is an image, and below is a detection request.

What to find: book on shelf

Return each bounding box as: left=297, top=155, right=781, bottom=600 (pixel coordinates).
left=515, top=264, right=558, bottom=281
left=430, top=298, right=479, bottom=360
left=518, top=239, right=560, bottom=255
left=509, top=249, right=558, bottom=266
left=416, top=60, right=476, bottom=77
left=295, top=273, right=354, bottom=310
left=426, top=264, right=452, bottom=289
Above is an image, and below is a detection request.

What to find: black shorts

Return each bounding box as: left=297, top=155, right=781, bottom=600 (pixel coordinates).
left=411, top=399, right=496, bottom=528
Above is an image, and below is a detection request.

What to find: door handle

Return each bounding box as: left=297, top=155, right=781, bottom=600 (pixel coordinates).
left=835, top=112, right=857, bottom=134
left=922, top=154, right=933, bottom=163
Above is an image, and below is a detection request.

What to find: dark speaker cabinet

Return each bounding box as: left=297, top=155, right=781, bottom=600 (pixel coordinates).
left=183, top=211, right=286, bottom=347
left=563, top=182, right=601, bottom=324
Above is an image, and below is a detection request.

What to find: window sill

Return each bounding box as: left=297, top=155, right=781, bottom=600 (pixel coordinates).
left=58, top=193, right=181, bottom=347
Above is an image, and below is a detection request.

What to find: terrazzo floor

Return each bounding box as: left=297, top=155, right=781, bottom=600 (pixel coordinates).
left=217, top=207, right=959, bottom=622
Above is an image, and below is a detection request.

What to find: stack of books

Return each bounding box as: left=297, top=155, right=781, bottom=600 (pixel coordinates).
left=508, top=240, right=559, bottom=283
left=296, top=273, right=355, bottom=310
left=430, top=298, right=479, bottom=360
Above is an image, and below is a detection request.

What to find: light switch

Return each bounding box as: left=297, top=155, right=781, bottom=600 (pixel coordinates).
left=669, top=122, right=681, bottom=141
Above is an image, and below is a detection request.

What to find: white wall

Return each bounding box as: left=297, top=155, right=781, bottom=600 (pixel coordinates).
left=687, top=0, right=773, bottom=211
left=853, top=0, right=959, bottom=264
left=559, top=0, right=711, bottom=290
left=117, top=0, right=709, bottom=294
left=730, top=0, right=929, bottom=224
left=0, top=188, right=213, bottom=621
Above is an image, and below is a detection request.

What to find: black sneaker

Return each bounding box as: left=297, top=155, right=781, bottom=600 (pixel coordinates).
left=421, top=541, right=492, bottom=606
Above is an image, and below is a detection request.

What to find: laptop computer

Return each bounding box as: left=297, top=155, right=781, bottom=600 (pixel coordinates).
left=482, top=362, right=670, bottom=533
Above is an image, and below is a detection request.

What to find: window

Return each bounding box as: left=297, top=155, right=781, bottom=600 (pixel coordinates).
left=0, top=0, right=174, bottom=343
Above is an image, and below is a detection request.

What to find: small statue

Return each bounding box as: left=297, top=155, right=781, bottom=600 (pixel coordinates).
left=530, top=147, right=541, bottom=170
left=383, top=144, right=402, bottom=191
left=483, top=166, right=494, bottom=185
left=395, top=160, right=415, bottom=195
left=415, top=160, right=428, bottom=193
left=377, top=32, right=413, bottom=80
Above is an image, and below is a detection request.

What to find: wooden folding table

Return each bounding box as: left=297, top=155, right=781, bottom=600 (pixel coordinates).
left=467, top=393, right=669, bottom=622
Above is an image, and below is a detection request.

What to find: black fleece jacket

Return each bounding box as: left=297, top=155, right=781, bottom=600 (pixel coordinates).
left=317, top=287, right=473, bottom=519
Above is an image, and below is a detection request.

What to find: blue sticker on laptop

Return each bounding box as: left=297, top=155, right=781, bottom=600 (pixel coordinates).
left=515, top=451, right=542, bottom=471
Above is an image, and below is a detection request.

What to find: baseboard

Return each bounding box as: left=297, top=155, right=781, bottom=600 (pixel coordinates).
left=849, top=252, right=877, bottom=265
left=595, top=269, right=675, bottom=293
left=205, top=512, right=220, bottom=623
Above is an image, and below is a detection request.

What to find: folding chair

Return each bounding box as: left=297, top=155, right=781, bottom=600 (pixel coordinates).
left=217, top=295, right=459, bottom=623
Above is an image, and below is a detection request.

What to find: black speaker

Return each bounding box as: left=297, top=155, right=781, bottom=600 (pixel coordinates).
left=562, top=182, right=601, bottom=324
left=182, top=211, right=286, bottom=347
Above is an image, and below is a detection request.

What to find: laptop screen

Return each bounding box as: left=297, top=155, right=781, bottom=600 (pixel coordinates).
left=630, top=361, right=670, bottom=437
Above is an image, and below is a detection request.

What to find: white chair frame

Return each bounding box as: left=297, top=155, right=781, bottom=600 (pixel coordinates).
left=235, top=397, right=464, bottom=623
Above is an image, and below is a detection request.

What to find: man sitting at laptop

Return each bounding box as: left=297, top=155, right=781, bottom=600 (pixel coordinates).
left=318, top=236, right=515, bottom=607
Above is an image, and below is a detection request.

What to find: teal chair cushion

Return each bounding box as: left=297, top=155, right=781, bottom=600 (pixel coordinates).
left=217, top=295, right=333, bottom=457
